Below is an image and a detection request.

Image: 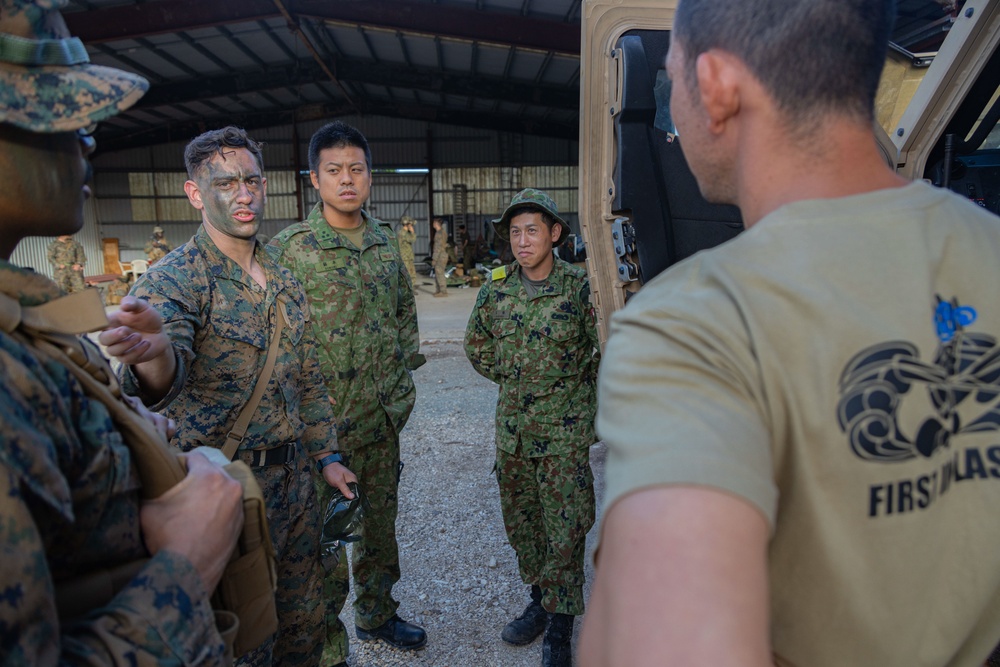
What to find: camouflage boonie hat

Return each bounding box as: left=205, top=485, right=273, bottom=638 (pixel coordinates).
left=153, top=226, right=164, bottom=234
left=401, top=215, right=416, bottom=225
left=492, top=188, right=569, bottom=246
left=0, top=0, right=149, bottom=133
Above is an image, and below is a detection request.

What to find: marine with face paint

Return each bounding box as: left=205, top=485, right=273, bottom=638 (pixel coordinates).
left=101, top=126, right=357, bottom=667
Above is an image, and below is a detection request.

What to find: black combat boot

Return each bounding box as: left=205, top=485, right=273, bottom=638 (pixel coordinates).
left=542, top=613, right=573, bottom=667
left=501, top=585, right=547, bottom=645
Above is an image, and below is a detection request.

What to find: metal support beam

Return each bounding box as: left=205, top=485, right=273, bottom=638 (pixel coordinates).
left=134, top=58, right=579, bottom=110
left=65, top=0, right=580, bottom=54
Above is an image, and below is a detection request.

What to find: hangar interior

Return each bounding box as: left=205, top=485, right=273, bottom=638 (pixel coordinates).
left=11, top=0, right=961, bottom=282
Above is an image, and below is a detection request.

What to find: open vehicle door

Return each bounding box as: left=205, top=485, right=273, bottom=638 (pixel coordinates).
left=580, top=0, right=1000, bottom=345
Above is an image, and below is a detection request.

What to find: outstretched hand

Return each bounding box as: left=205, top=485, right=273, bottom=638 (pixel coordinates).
left=99, top=295, right=172, bottom=365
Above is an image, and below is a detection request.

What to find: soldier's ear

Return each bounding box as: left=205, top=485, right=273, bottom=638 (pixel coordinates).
left=310, top=171, right=320, bottom=190
left=184, top=180, right=204, bottom=211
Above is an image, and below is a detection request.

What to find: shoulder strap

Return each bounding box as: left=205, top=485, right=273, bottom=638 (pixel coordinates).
left=221, top=298, right=289, bottom=460
left=0, top=289, right=186, bottom=499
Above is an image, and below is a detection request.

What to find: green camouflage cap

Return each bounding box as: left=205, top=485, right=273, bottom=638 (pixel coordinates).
left=0, top=0, right=148, bottom=133
left=400, top=215, right=416, bottom=225
left=492, top=188, right=569, bottom=246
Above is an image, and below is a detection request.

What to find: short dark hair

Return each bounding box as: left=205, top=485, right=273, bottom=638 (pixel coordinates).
left=184, top=126, right=264, bottom=179
left=673, top=0, right=895, bottom=126
left=308, top=121, right=372, bottom=172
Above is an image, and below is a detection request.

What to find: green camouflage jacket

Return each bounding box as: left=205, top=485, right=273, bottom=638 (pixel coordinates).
left=0, top=262, right=226, bottom=665
left=465, top=258, right=601, bottom=456
left=271, top=204, right=424, bottom=449
left=122, top=225, right=337, bottom=456
left=46, top=238, right=86, bottom=269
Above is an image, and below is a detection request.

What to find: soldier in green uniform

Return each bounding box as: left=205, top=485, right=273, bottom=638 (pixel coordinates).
left=47, top=234, right=86, bottom=292
left=431, top=217, right=449, bottom=297
left=464, top=188, right=600, bottom=667
left=101, top=126, right=356, bottom=667
left=398, top=215, right=418, bottom=284
left=144, top=225, right=172, bottom=264
left=0, top=0, right=244, bottom=663
left=271, top=120, right=427, bottom=660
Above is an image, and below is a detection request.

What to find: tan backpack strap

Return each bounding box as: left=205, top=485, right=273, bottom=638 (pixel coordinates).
left=221, top=298, right=289, bottom=461
left=0, top=288, right=107, bottom=335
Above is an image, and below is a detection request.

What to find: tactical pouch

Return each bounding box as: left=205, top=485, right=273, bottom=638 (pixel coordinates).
left=0, top=290, right=278, bottom=659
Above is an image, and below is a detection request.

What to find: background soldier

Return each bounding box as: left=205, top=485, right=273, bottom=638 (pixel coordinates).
left=431, top=217, right=449, bottom=297
left=144, top=225, right=172, bottom=264
left=465, top=188, right=600, bottom=667
left=272, top=120, right=427, bottom=662
left=101, top=126, right=356, bottom=667
left=0, top=0, right=242, bottom=662
left=458, top=223, right=475, bottom=273
left=398, top=215, right=418, bottom=284
left=47, top=234, right=86, bottom=292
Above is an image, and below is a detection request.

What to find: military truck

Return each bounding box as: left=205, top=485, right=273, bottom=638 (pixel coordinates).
left=580, top=0, right=1000, bottom=344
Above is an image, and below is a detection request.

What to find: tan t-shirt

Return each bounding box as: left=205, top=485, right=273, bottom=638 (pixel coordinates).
left=598, top=182, right=1000, bottom=667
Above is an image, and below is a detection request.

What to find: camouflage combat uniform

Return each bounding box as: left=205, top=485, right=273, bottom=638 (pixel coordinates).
left=271, top=203, right=424, bottom=642
left=121, top=225, right=334, bottom=667
left=432, top=227, right=448, bottom=294
left=398, top=224, right=418, bottom=284
left=46, top=236, right=86, bottom=293
left=464, top=257, right=600, bottom=615
left=0, top=263, right=229, bottom=666
left=144, top=235, right=172, bottom=264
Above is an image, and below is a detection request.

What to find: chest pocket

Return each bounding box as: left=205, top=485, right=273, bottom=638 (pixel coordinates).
left=203, top=307, right=268, bottom=383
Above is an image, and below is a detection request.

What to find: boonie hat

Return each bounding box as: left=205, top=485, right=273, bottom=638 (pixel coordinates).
left=492, top=188, right=569, bottom=246
left=400, top=215, right=416, bottom=225
left=0, top=0, right=148, bottom=133
left=153, top=226, right=164, bottom=234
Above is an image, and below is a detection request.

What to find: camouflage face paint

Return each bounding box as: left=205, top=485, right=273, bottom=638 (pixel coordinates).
left=192, top=147, right=266, bottom=240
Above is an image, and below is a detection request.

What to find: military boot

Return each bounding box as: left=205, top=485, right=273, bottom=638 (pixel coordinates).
left=542, top=613, right=573, bottom=667
left=501, top=585, right=547, bottom=645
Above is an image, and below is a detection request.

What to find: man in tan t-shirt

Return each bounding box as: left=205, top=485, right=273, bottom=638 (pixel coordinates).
left=580, top=1, right=1000, bottom=666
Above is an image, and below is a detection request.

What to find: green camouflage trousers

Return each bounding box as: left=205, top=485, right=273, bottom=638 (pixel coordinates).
left=327, top=422, right=403, bottom=630
left=236, top=447, right=325, bottom=667
left=54, top=267, right=85, bottom=294
left=496, top=444, right=595, bottom=616
left=315, top=477, right=350, bottom=664
left=433, top=259, right=448, bottom=294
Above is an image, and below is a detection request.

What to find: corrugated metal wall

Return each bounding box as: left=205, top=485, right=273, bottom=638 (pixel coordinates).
left=9, top=196, right=103, bottom=278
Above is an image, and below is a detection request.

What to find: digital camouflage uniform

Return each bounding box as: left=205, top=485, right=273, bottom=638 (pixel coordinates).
left=46, top=236, right=86, bottom=293
left=464, top=257, right=600, bottom=615
left=432, top=226, right=448, bottom=294
left=0, top=263, right=229, bottom=666
left=121, top=225, right=335, bottom=667
left=271, top=202, right=424, bottom=645
left=398, top=219, right=418, bottom=284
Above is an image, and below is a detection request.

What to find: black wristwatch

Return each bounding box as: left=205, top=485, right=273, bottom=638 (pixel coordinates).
left=316, top=452, right=345, bottom=472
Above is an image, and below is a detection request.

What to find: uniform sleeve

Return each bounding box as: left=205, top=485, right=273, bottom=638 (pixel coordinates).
left=296, top=300, right=340, bottom=456
left=76, top=244, right=87, bottom=268
left=597, top=279, right=777, bottom=531
left=119, top=270, right=199, bottom=411
left=0, top=465, right=227, bottom=667
left=396, top=250, right=425, bottom=371
left=46, top=242, right=57, bottom=267
left=464, top=283, right=499, bottom=384
left=581, top=279, right=601, bottom=371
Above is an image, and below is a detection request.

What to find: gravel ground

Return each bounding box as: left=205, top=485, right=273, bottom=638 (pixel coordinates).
left=337, top=283, right=607, bottom=667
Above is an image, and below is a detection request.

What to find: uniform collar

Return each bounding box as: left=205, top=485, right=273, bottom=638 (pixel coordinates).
left=0, top=260, right=63, bottom=306
left=306, top=202, right=388, bottom=251
left=497, top=257, right=567, bottom=299
left=193, top=225, right=297, bottom=298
